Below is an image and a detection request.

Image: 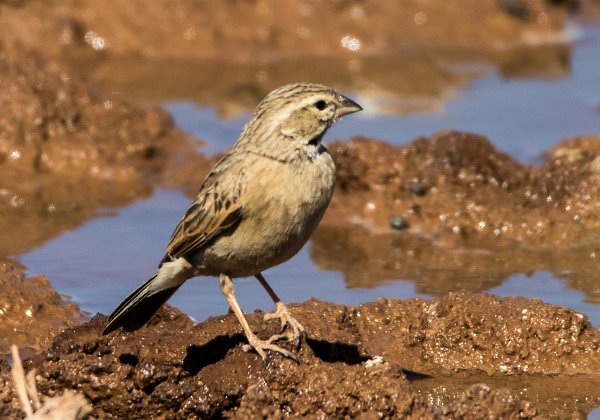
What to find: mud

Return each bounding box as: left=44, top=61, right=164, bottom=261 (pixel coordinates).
left=5, top=293, right=599, bottom=417
left=0, top=43, right=212, bottom=257
left=0, top=261, right=85, bottom=357
left=0, top=0, right=588, bottom=117
left=160, top=130, right=600, bottom=251
left=0, top=0, right=575, bottom=61
left=311, top=224, right=600, bottom=304
left=2, top=1, right=600, bottom=417
left=321, top=132, right=600, bottom=248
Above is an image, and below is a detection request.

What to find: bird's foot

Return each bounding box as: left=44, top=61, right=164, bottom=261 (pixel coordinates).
left=264, top=302, right=305, bottom=348
left=242, top=333, right=298, bottom=362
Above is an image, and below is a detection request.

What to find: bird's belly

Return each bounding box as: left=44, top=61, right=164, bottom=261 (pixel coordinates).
left=198, top=156, right=334, bottom=277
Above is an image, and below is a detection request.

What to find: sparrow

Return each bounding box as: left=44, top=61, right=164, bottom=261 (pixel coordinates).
left=103, top=83, right=362, bottom=361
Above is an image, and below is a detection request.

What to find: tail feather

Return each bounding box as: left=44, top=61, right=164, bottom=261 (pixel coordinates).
left=103, top=258, right=193, bottom=335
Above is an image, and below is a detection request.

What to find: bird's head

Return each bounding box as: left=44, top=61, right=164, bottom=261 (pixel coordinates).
left=235, top=83, right=362, bottom=153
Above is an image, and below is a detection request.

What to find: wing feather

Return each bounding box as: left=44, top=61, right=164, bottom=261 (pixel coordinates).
left=161, top=156, right=244, bottom=264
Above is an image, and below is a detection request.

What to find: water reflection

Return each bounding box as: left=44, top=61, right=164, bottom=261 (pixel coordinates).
left=19, top=189, right=431, bottom=322
left=311, top=224, right=600, bottom=324
left=74, top=40, right=571, bottom=119
left=18, top=188, right=600, bottom=328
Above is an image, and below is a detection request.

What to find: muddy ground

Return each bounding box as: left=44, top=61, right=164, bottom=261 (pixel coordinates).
left=0, top=0, right=577, bottom=60
left=0, top=0, right=591, bottom=116
left=3, top=292, right=600, bottom=418
left=0, top=261, right=85, bottom=357
left=326, top=132, right=600, bottom=247
left=2, top=0, right=593, bottom=260
left=3, top=0, right=600, bottom=418
left=0, top=42, right=213, bottom=257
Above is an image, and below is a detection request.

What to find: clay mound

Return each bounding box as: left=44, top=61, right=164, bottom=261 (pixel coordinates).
left=4, top=293, right=600, bottom=417
left=326, top=132, right=600, bottom=246
left=0, top=43, right=212, bottom=256
left=0, top=262, right=85, bottom=357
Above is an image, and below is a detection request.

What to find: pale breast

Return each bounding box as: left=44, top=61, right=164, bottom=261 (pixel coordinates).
left=202, top=150, right=335, bottom=277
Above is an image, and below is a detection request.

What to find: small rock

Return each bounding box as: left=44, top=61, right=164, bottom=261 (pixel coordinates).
left=364, top=356, right=385, bottom=368
left=589, top=156, right=600, bottom=174
left=389, top=216, right=409, bottom=230
left=409, top=183, right=428, bottom=197
left=500, top=0, right=532, bottom=20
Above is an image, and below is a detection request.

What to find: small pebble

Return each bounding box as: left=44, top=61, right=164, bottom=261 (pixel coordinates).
left=409, top=183, right=428, bottom=197
left=389, top=216, right=409, bottom=230
left=365, top=356, right=385, bottom=368
left=500, top=0, right=531, bottom=20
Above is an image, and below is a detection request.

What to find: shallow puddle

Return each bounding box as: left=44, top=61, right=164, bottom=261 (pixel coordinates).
left=15, top=23, right=600, bottom=330
left=163, top=25, right=600, bottom=163
left=410, top=373, right=600, bottom=418
left=19, top=189, right=431, bottom=322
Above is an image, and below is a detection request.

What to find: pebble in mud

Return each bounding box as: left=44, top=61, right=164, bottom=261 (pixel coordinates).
left=326, top=132, right=600, bottom=247
left=409, top=183, right=428, bottom=196
left=389, top=215, right=410, bottom=230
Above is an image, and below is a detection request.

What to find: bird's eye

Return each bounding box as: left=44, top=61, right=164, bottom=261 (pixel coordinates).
left=314, top=100, right=327, bottom=111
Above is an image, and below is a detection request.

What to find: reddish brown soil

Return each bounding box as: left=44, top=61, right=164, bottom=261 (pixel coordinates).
left=0, top=0, right=588, bottom=119
left=0, top=43, right=213, bottom=257
left=0, top=0, right=574, bottom=61
left=2, top=1, right=600, bottom=417
left=6, top=292, right=599, bottom=418
left=323, top=132, right=600, bottom=248
left=164, top=131, right=600, bottom=250
left=0, top=261, right=85, bottom=357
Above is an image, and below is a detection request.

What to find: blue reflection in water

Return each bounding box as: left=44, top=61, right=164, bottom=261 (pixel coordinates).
left=19, top=26, right=600, bottom=326
left=21, top=189, right=430, bottom=322
left=489, top=272, right=600, bottom=326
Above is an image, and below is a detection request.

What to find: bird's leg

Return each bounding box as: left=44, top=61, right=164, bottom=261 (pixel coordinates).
left=255, top=272, right=305, bottom=348
left=219, top=273, right=297, bottom=362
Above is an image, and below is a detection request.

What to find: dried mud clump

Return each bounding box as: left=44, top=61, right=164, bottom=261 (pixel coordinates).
left=326, top=131, right=600, bottom=247
left=0, top=262, right=85, bottom=357
left=0, top=44, right=209, bottom=256
left=4, top=294, right=600, bottom=417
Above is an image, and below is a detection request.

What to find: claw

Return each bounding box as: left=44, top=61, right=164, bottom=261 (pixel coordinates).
left=221, top=274, right=300, bottom=363
left=263, top=302, right=305, bottom=348
left=242, top=333, right=299, bottom=362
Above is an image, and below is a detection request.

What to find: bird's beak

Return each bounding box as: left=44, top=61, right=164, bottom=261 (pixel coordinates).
left=336, top=95, right=363, bottom=118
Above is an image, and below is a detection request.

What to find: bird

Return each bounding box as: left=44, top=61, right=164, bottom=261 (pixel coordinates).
left=102, top=83, right=362, bottom=361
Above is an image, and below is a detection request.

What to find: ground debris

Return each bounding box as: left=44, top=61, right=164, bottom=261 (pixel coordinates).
left=9, top=345, right=91, bottom=420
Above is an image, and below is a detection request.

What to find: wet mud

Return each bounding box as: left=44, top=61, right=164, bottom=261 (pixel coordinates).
left=5, top=293, right=600, bottom=418
left=324, top=132, right=600, bottom=248
left=0, top=261, right=85, bottom=357
left=0, top=43, right=212, bottom=257
left=0, top=0, right=587, bottom=117
left=2, top=0, right=600, bottom=417
left=165, top=130, right=600, bottom=251
left=0, top=0, right=575, bottom=61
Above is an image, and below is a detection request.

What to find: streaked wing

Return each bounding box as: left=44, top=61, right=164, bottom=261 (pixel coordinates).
left=161, top=158, right=244, bottom=264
